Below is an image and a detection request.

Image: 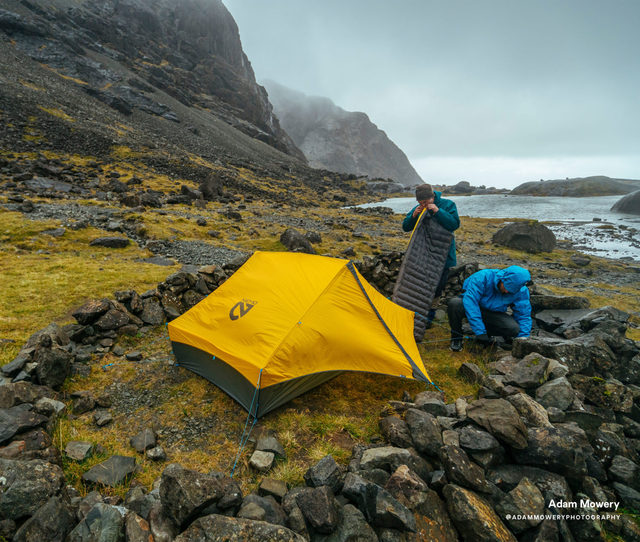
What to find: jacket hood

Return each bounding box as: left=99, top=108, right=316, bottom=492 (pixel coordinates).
left=496, top=266, right=531, bottom=294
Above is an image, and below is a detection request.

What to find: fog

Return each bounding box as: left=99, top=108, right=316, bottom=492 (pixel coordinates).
left=224, top=0, right=640, bottom=188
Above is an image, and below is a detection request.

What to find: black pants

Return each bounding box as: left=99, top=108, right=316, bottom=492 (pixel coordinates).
left=447, top=296, right=520, bottom=339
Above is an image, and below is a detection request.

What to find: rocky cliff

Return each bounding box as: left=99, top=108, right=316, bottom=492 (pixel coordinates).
left=0, top=0, right=304, bottom=162
left=511, top=176, right=640, bottom=197
left=264, top=80, right=423, bottom=188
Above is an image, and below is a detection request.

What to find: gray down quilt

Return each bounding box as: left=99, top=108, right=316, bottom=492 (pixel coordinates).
left=392, top=211, right=453, bottom=342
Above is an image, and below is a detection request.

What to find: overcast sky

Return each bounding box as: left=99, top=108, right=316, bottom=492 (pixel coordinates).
left=224, top=0, right=640, bottom=188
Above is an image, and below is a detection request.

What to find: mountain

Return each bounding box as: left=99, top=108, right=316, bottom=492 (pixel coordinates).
left=264, top=80, right=424, bottom=188
left=0, top=0, right=305, bottom=163
left=510, top=176, right=640, bottom=197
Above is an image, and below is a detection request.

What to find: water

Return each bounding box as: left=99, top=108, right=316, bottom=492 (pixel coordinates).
left=361, top=194, right=640, bottom=261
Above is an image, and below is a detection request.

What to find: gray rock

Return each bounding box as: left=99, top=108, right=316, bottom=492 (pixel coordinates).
left=130, top=428, right=157, bottom=453
left=443, top=484, right=517, bottom=542
left=146, top=446, right=166, bottom=461
left=360, top=446, right=431, bottom=481
left=442, top=429, right=460, bottom=447
left=159, top=463, right=241, bottom=528
left=89, top=237, right=130, bottom=248
left=256, top=434, right=286, bottom=459
left=492, top=221, right=556, bottom=253
left=440, top=445, right=490, bottom=494
left=495, top=477, right=545, bottom=534
left=609, top=455, right=640, bottom=489
left=1, top=352, right=30, bottom=378
left=0, top=458, right=65, bottom=520
left=34, top=397, right=66, bottom=416
left=125, top=511, right=153, bottom=542
left=613, top=482, right=640, bottom=510
left=512, top=426, right=587, bottom=481
left=280, top=228, right=316, bottom=254
left=507, top=393, right=552, bottom=427
left=82, top=456, right=136, bottom=487
left=535, top=377, right=575, bottom=411
left=458, top=362, right=485, bottom=384
left=93, top=410, right=113, bottom=426
left=488, top=465, right=573, bottom=507
left=304, top=454, right=343, bottom=493
left=611, top=189, right=640, bottom=214
left=568, top=375, right=633, bottom=413
left=259, top=478, right=288, bottom=502
left=530, top=294, right=590, bottom=312
left=174, top=514, right=306, bottom=541
left=312, top=503, right=378, bottom=541
left=67, top=503, right=125, bottom=542
left=33, top=344, right=72, bottom=389
left=466, top=398, right=528, bottom=449
left=404, top=408, right=442, bottom=457
left=415, top=396, right=448, bottom=417
left=0, top=405, right=48, bottom=445
left=13, top=496, right=75, bottom=542
left=503, top=352, right=550, bottom=389
left=379, top=416, right=414, bottom=449
left=296, top=485, right=339, bottom=533
left=148, top=501, right=177, bottom=541
left=240, top=494, right=287, bottom=526
left=250, top=450, right=275, bottom=472
left=65, top=441, right=93, bottom=461
left=459, top=425, right=501, bottom=453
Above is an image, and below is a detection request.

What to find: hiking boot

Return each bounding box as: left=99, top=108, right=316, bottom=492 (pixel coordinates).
left=450, top=337, right=463, bottom=352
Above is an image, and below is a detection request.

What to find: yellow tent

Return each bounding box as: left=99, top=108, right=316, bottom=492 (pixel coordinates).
left=168, top=251, right=430, bottom=417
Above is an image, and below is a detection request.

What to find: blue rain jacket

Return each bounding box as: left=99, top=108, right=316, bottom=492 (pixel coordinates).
left=402, top=191, right=460, bottom=267
left=462, top=266, right=532, bottom=337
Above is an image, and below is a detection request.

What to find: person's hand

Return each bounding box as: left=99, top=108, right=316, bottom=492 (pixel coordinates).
left=412, top=204, right=426, bottom=218
left=475, top=334, right=496, bottom=346
left=426, top=203, right=439, bottom=213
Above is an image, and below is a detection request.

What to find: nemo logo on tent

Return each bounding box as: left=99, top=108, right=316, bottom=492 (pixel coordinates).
left=229, top=300, right=257, bottom=320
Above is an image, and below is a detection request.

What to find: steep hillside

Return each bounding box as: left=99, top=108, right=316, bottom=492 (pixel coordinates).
left=0, top=0, right=304, bottom=162
left=511, top=175, right=640, bottom=197
left=264, top=80, right=424, bottom=188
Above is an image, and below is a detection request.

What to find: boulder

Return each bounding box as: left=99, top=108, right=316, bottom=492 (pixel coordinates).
left=13, top=496, right=75, bottom=542
left=495, top=477, right=545, bottom=534
left=280, top=228, right=316, bottom=254
left=507, top=393, right=552, bottom=428
left=503, top=353, right=550, bottom=389
left=258, top=478, right=288, bottom=503
left=295, top=485, right=339, bottom=534
left=159, top=463, right=241, bottom=528
left=535, top=377, right=575, bottom=411
left=304, top=454, right=343, bottom=493
left=443, top=484, right=517, bottom=542
left=404, top=408, right=442, bottom=457
left=439, top=445, right=491, bottom=494
left=459, top=425, right=500, bottom=453
left=487, top=464, right=573, bottom=504
left=0, top=458, right=65, bottom=520
left=65, top=441, right=93, bottom=461
left=466, top=399, right=528, bottom=449
left=130, top=428, right=157, bottom=453
left=611, top=190, right=640, bottom=214
left=529, top=294, right=590, bottom=312
left=379, top=416, right=414, bottom=449
left=492, top=221, right=556, bottom=253
left=173, top=515, right=306, bottom=541
left=359, top=446, right=431, bottom=481
left=239, top=494, right=286, bottom=526
left=512, top=426, right=587, bottom=481
left=89, top=237, right=130, bottom=248
left=125, top=511, right=153, bottom=542
left=66, top=503, right=126, bottom=542
left=82, top=455, right=136, bottom=487
left=33, top=343, right=72, bottom=389
left=0, top=406, right=48, bottom=445
left=319, top=503, right=378, bottom=541
left=568, top=375, right=633, bottom=413
left=250, top=450, right=275, bottom=472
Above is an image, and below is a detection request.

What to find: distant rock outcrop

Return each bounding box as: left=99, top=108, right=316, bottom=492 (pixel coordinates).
left=264, top=80, right=423, bottom=188
left=611, top=190, right=640, bottom=215
left=511, top=176, right=640, bottom=197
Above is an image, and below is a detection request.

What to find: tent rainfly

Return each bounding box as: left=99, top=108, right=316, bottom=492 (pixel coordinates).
left=168, top=251, right=430, bottom=417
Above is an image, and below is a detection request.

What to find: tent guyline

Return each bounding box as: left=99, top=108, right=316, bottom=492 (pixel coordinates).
left=230, top=368, right=262, bottom=478
left=168, top=251, right=432, bottom=418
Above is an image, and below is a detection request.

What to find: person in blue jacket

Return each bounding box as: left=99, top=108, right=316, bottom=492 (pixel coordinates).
left=447, top=266, right=532, bottom=351
left=402, top=184, right=460, bottom=328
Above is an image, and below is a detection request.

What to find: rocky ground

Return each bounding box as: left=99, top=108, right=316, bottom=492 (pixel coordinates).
left=2, top=140, right=640, bottom=542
